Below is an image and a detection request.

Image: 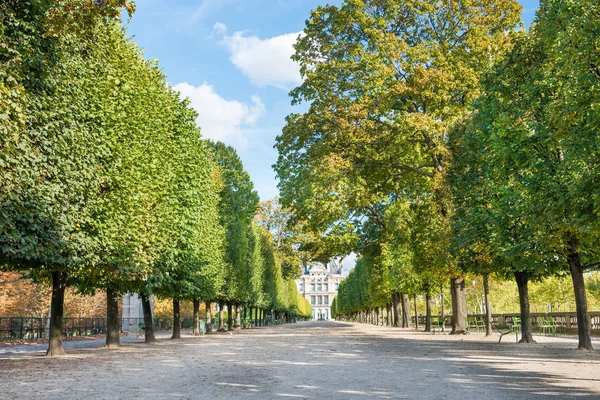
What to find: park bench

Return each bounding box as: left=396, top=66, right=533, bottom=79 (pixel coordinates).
left=431, top=317, right=447, bottom=334
left=493, top=317, right=520, bottom=344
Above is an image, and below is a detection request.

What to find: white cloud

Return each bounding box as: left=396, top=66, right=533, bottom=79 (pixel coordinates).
left=174, top=82, right=265, bottom=145
left=212, top=22, right=227, bottom=35
left=221, top=31, right=303, bottom=89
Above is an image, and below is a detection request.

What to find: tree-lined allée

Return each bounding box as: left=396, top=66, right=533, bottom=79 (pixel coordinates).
left=0, top=0, right=310, bottom=356
left=276, top=0, right=600, bottom=350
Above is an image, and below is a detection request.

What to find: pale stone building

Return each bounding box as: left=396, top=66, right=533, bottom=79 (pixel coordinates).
left=121, top=293, right=153, bottom=333
left=296, top=261, right=343, bottom=320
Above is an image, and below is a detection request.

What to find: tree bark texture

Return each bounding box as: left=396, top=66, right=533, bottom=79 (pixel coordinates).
left=227, top=302, right=233, bottom=331
left=234, top=305, right=242, bottom=330
left=515, top=271, right=535, bottom=343
left=105, top=286, right=121, bottom=348
left=483, top=275, right=493, bottom=337
left=450, top=278, right=467, bottom=334
left=140, top=292, right=156, bottom=343
left=568, top=236, right=594, bottom=350
left=413, top=295, right=418, bottom=330
left=392, top=292, right=400, bottom=327
left=218, top=302, right=226, bottom=331
left=205, top=301, right=213, bottom=334
left=425, top=290, right=432, bottom=332
left=172, top=299, right=181, bottom=339
left=401, top=293, right=411, bottom=328
left=46, top=271, right=68, bottom=356
left=193, top=298, right=200, bottom=335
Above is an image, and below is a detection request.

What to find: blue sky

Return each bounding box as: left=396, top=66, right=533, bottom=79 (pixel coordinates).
left=125, top=0, right=541, bottom=202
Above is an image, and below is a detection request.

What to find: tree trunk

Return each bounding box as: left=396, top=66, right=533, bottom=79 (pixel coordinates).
left=375, top=307, right=379, bottom=326
left=425, top=290, right=432, bottom=333
left=483, top=275, right=493, bottom=337
left=205, top=301, right=213, bottom=334
left=226, top=302, right=233, bottom=331
left=46, top=271, right=68, bottom=356
left=105, top=286, right=120, bottom=348
left=515, top=271, right=535, bottom=343
left=172, top=299, right=181, bottom=339
left=440, top=286, right=445, bottom=319
left=234, top=305, right=242, bottom=330
left=413, top=295, right=419, bottom=330
left=392, top=292, right=400, bottom=327
left=450, top=277, right=468, bottom=334
left=218, top=302, right=226, bottom=331
left=568, top=236, right=593, bottom=350
left=193, top=298, right=200, bottom=335
left=401, top=293, right=411, bottom=328
left=140, top=292, right=156, bottom=343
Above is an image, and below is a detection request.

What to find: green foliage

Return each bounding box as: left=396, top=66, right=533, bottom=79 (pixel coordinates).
left=208, top=141, right=259, bottom=304
left=275, top=0, right=523, bottom=318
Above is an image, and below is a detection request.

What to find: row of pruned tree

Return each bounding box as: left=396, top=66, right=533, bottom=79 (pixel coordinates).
left=0, top=0, right=310, bottom=356
left=275, top=0, right=600, bottom=349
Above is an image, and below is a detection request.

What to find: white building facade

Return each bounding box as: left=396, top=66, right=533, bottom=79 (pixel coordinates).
left=296, top=261, right=343, bottom=321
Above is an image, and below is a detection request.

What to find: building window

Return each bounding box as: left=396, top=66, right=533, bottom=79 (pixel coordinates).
left=318, top=296, right=322, bottom=305
left=310, top=283, right=315, bottom=292
left=323, top=283, right=328, bottom=292
left=299, top=282, right=304, bottom=291
left=335, top=282, right=339, bottom=291
left=317, top=283, right=322, bottom=292
left=324, top=296, right=329, bottom=305
left=310, top=296, right=315, bottom=305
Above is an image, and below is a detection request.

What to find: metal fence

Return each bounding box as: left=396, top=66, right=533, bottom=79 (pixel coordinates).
left=0, top=316, right=200, bottom=341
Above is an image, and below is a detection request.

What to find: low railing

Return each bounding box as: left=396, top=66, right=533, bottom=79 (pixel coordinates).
left=1, top=317, right=199, bottom=341
left=409, top=311, right=600, bottom=331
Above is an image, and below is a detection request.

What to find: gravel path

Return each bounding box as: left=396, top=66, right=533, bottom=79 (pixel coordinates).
left=1, top=321, right=599, bottom=399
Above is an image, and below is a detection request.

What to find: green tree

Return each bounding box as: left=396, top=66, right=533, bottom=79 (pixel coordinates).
left=275, top=0, right=523, bottom=333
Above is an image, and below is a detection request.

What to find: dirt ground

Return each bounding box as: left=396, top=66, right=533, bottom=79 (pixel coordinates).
left=1, top=321, right=599, bottom=399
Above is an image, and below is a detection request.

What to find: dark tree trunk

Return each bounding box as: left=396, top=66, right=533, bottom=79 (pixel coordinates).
left=234, top=305, right=241, bottom=330
left=226, top=302, right=233, bottom=331
left=413, top=295, right=419, bottom=330
left=425, top=289, right=432, bottom=333
left=375, top=307, right=379, bottom=326
left=440, top=286, right=445, bottom=319
left=515, top=271, right=535, bottom=343
left=483, top=275, right=493, bottom=337
left=172, top=299, right=181, bottom=339
left=450, top=278, right=468, bottom=334
left=218, top=302, right=226, bottom=331
left=568, top=236, right=593, bottom=350
left=140, top=292, right=156, bottom=343
left=205, top=301, right=213, bottom=334
left=105, top=286, right=120, bottom=348
left=387, top=303, right=392, bottom=326
left=401, top=293, right=411, bottom=328
left=193, top=298, right=200, bottom=335
left=46, top=271, right=68, bottom=356
left=392, top=292, right=400, bottom=327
